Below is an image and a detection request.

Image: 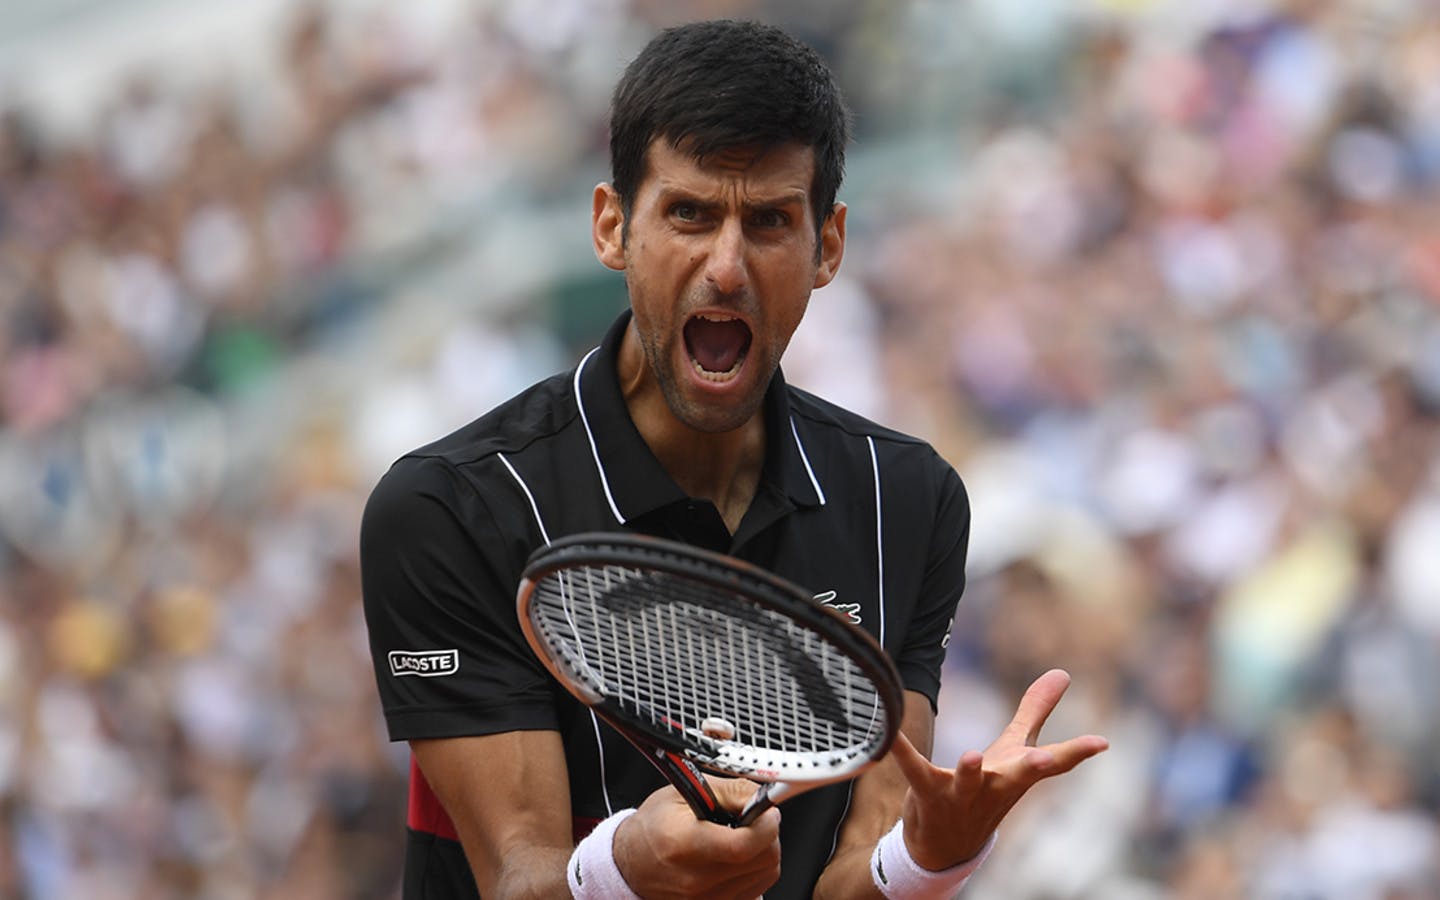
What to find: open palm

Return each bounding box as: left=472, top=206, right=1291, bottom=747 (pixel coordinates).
left=890, top=668, right=1110, bottom=871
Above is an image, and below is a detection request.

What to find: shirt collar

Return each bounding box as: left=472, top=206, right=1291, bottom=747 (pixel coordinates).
left=574, top=310, right=826, bottom=525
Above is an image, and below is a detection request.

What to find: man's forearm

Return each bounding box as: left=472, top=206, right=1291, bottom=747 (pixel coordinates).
left=483, top=847, right=574, bottom=900
left=812, top=844, right=888, bottom=900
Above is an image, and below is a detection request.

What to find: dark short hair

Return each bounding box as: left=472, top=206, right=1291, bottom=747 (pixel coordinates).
left=609, top=20, right=852, bottom=237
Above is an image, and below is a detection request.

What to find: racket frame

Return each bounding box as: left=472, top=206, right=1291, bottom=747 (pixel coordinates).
left=516, top=532, right=904, bottom=827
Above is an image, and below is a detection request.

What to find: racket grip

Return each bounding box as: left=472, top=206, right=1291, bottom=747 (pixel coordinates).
left=653, top=750, right=736, bottom=826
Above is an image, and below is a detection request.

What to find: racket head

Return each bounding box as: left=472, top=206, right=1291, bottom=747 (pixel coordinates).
left=516, top=532, right=904, bottom=791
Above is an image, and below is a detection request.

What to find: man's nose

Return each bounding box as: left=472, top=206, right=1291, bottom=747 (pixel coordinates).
left=703, top=218, right=748, bottom=298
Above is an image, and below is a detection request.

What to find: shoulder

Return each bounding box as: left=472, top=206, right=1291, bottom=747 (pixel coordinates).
left=783, top=383, right=961, bottom=506
left=786, top=384, right=925, bottom=447
left=361, top=370, right=578, bottom=525
left=787, top=385, right=958, bottom=482
left=407, top=370, right=578, bottom=469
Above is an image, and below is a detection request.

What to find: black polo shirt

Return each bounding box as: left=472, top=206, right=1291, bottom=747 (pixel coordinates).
left=360, top=310, right=970, bottom=899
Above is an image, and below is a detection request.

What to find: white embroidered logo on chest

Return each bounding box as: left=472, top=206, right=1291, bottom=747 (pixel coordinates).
left=814, top=590, right=862, bottom=626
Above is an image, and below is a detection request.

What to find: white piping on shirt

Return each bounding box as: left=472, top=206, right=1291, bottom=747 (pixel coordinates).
left=585, top=712, right=614, bottom=818
left=497, top=449, right=615, bottom=817
left=574, top=347, right=626, bottom=525
left=867, top=436, right=886, bottom=649
left=498, top=453, right=551, bottom=545
left=824, top=780, right=859, bottom=870
left=577, top=343, right=829, bottom=517
left=790, top=416, right=827, bottom=506
left=823, top=436, right=885, bottom=864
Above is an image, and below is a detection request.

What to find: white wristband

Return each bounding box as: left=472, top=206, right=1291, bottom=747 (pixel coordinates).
left=870, top=819, right=996, bottom=899
left=567, top=808, right=643, bottom=900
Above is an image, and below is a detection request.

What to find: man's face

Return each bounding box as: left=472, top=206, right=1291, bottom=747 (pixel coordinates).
left=593, top=139, right=846, bottom=434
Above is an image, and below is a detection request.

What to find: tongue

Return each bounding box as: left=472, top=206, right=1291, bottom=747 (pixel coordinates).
left=684, top=318, right=750, bottom=372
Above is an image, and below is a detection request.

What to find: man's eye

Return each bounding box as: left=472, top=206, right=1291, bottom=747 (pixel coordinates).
left=752, top=210, right=788, bottom=228
left=672, top=204, right=699, bottom=221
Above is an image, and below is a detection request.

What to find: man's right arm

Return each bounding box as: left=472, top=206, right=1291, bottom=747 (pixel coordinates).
left=413, top=731, right=784, bottom=899
left=362, top=457, right=781, bottom=897
left=411, top=732, right=574, bottom=898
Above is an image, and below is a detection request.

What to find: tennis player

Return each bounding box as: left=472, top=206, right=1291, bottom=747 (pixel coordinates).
left=361, top=19, right=1108, bottom=899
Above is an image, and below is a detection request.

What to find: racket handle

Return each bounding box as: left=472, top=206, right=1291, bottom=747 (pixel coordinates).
left=652, top=750, right=737, bottom=826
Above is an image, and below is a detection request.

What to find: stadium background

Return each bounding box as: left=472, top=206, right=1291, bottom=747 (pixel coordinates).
left=1, top=0, right=1438, bottom=896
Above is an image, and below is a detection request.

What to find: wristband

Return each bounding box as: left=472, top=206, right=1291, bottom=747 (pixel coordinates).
left=567, top=808, right=643, bottom=899
left=870, top=820, right=996, bottom=899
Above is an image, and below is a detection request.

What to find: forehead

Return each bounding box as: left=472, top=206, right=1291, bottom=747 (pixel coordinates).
left=640, top=138, right=817, bottom=199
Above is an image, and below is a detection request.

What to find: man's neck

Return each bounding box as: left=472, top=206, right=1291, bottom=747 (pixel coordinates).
left=651, top=422, right=765, bottom=534
left=617, top=336, right=766, bottom=534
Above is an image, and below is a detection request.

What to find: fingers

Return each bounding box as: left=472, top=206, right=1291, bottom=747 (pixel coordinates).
left=897, top=716, right=1105, bottom=798
left=955, top=749, right=984, bottom=793
left=710, top=861, right=783, bottom=900
left=1010, top=668, right=1072, bottom=745
left=623, top=786, right=781, bottom=898
left=707, top=819, right=782, bottom=899
left=892, top=673, right=1109, bottom=880
left=706, top=775, right=766, bottom=815
left=1033, top=734, right=1110, bottom=776
left=692, top=777, right=782, bottom=850
left=702, top=812, right=783, bottom=869
left=890, top=730, right=948, bottom=792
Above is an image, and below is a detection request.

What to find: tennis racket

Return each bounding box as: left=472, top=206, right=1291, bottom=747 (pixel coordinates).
left=516, top=532, right=904, bottom=827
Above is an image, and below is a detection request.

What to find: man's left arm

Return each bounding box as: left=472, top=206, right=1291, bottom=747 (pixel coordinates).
left=814, top=673, right=1108, bottom=898
left=812, top=691, right=936, bottom=899
left=814, top=452, right=1107, bottom=897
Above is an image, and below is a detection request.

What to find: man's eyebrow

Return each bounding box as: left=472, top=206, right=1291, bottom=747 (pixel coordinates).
left=655, top=185, right=715, bottom=204
left=742, top=191, right=808, bottom=210
left=655, top=185, right=808, bottom=209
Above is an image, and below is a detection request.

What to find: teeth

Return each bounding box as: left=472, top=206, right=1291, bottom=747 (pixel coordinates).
left=687, top=313, right=747, bottom=380
left=691, top=352, right=746, bottom=381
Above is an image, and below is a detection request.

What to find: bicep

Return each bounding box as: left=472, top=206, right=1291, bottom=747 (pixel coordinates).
left=412, top=731, right=575, bottom=898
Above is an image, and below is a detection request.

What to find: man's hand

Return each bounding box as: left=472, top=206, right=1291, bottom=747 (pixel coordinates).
left=614, top=777, right=782, bottom=899
left=891, top=668, right=1109, bottom=870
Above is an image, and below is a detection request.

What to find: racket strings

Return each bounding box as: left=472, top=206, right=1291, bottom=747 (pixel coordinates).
left=530, top=564, right=888, bottom=766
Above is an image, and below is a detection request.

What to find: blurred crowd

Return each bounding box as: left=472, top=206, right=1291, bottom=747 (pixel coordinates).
left=1, top=1, right=1438, bottom=898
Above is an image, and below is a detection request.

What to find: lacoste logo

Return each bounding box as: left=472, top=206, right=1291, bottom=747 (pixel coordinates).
left=388, top=649, right=460, bottom=678
left=814, top=590, right=861, bottom=626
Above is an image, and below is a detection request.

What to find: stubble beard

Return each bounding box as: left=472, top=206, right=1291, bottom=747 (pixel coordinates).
left=641, top=326, right=773, bottom=435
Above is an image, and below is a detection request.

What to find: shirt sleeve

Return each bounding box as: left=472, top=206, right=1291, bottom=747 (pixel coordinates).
left=894, top=457, right=970, bottom=709
left=359, top=454, right=558, bottom=741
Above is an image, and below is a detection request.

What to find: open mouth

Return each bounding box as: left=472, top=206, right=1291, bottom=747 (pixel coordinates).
left=683, top=313, right=752, bottom=381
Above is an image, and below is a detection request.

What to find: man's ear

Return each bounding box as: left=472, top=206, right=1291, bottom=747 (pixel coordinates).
left=813, top=202, right=847, bottom=289
left=592, top=183, right=626, bottom=271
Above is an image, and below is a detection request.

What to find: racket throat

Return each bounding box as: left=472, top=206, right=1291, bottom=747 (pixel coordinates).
left=653, top=748, right=786, bottom=830
left=734, top=781, right=795, bottom=827
left=651, top=749, right=736, bottom=827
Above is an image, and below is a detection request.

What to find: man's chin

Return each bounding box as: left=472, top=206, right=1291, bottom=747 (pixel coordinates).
left=653, top=354, right=773, bottom=434
left=666, top=390, right=763, bottom=435
left=677, top=407, right=757, bottom=435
